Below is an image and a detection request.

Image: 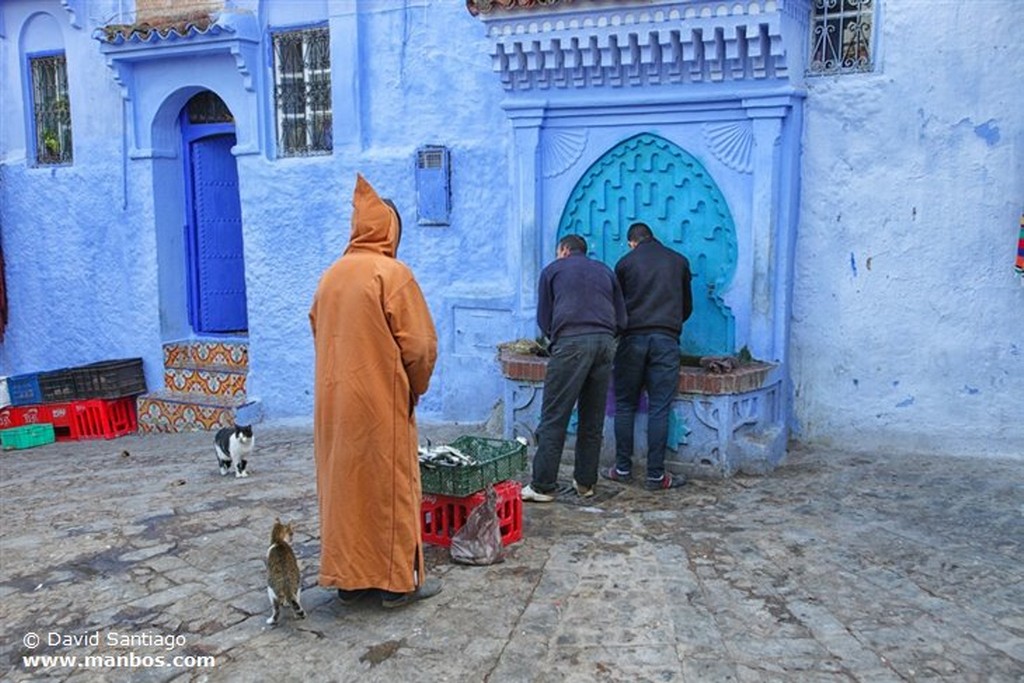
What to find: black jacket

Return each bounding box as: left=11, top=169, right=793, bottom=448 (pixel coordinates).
left=615, top=239, right=693, bottom=337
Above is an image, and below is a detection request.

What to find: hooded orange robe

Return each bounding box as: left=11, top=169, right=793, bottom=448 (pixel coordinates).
left=309, top=175, right=437, bottom=593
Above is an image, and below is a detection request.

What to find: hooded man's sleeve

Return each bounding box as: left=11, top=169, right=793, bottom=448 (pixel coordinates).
left=386, top=273, right=438, bottom=398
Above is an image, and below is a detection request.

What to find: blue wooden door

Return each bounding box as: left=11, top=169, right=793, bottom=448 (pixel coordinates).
left=187, top=133, right=248, bottom=333
left=557, top=133, right=737, bottom=356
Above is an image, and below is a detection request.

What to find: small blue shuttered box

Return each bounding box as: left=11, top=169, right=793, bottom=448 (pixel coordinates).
left=1, top=423, right=56, bottom=450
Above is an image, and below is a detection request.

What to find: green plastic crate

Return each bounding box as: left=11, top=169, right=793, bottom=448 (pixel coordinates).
left=419, top=435, right=527, bottom=497
left=1, top=423, right=56, bottom=450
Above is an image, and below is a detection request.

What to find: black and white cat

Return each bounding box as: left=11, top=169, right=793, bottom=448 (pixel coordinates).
left=214, top=424, right=254, bottom=478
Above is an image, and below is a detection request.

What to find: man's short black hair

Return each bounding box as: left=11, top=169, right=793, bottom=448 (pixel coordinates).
left=627, top=222, right=654, bottom=244
left=559, top=234, right=588, bottom=254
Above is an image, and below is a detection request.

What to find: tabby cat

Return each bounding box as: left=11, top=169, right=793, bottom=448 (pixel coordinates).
left=266, top=518, right=305, bottom=626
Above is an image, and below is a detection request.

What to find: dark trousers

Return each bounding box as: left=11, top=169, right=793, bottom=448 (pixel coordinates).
left=531, top=334, right=616, bottom=493
left=613, top=333, right=680, bottom=481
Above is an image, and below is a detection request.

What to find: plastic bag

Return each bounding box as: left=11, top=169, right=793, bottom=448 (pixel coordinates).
left=450, top=485, right=505, bottom=565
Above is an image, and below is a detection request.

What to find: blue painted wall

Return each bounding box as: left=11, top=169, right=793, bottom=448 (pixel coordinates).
left=791, top=0, right=1024, bottom=457
left=0, top=0, right=513, bottom=423
left=1, top=0, right=1021, bottom=459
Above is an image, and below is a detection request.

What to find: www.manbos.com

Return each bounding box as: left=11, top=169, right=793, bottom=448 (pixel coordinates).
left=23, top=652, right=216, bottom=670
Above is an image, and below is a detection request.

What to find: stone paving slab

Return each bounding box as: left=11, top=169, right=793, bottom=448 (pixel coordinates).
left=0, top=425, right=1022, bottom=682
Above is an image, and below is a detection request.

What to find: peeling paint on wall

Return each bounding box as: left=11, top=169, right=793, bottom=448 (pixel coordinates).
left=973, top=120, right=1000, bottom=146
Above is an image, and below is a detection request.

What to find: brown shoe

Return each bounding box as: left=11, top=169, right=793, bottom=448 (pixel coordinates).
left=572, top=479, right=595, bottom=498
left=380, top=577, right=443, bottom=609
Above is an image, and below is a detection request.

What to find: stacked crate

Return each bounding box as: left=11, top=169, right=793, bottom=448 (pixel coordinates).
left=0, top=358, right=145, bottom=442
left=419, top=436, right=528, bottom=548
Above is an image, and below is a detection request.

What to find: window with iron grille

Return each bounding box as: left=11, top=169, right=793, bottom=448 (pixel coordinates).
left=808, top=0, right=874, bottom=76
left=30, top=54, right=73, bottom=165
left=186, top=91, right=234, bottom=125
left=271, top=26, right=332, bottom=157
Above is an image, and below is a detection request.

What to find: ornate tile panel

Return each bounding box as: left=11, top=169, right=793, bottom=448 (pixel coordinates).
left=162, top=340, right=249, bottom=371
left=163, top=368, right=247, bottom=397
left=136, top=394, right=242, bottom=433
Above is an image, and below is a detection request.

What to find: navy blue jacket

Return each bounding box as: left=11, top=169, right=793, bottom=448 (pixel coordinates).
left=615, top=238, right=693, bottom=337
left=537, top=253, right=627, bottom=344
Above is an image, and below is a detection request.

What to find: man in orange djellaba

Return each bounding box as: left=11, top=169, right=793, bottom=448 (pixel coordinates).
left=309, top=174, right=441, bottom=608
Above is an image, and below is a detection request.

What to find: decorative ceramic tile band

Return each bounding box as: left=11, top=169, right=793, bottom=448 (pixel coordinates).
left=137, top=396, right=235, bottom=433
left=163, top=368, right=247, bottom=397
left=163, top=340, right=249, bottom=371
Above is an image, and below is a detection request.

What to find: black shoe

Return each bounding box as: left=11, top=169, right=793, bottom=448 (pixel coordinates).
left=645, top=472, right=686, bottom=491
left=380, top=577, right=443, bottom=609
left=337, top=588, right=371, bottom=606
left=600, top=466, right=633, bottom=483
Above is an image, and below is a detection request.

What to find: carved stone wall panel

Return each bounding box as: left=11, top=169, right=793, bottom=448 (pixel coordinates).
left=672, top=381, right=785, bottom=477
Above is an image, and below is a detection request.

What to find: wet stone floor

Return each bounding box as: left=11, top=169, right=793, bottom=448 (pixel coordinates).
left=0, top=425, right=1022, bottom=682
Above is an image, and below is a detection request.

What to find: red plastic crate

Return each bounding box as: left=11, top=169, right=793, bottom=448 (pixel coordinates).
left=421, top=479, right=523, bottom=548
left=0, top=402, right=79, bottom=440
left=71, top=397, right=138, bottom=439
left=0, top=397, right=137, bottom=441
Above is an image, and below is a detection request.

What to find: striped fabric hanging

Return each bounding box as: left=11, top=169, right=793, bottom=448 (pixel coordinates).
left=1017, top=212, right=1024, bottom=278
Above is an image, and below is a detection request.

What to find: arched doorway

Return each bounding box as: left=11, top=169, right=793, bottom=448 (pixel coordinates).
left=557, top=133, right=737, bottom=356
left=180, top=91, right=248, bottom=334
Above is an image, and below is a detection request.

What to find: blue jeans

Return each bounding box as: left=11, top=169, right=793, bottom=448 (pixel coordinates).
left=613, top=333, right=680, bottom=481
left=531, top=334, right=616, bottom=493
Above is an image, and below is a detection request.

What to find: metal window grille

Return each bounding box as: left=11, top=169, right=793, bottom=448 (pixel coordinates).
left=808, top=0, right=873, bottom=76
left=272, top=27, right=332, bottom=157
left=30, top=55, right=73, bottom=165
left=187, top=91, right=234, bottom=124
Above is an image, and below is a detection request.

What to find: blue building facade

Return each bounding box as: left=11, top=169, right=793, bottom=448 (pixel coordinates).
left=1, top=0, right=1021, bottom=461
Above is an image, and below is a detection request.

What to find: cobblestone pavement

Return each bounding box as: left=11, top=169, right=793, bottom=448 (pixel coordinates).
left=1, top=424, right=1022, bottom=682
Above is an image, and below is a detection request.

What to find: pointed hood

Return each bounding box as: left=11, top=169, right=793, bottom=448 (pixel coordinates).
left=345, top=174, right=399, bottom=257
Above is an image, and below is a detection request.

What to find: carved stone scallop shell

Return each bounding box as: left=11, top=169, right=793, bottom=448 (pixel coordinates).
left=542, top=129, right=588, bottom=178
left=703, top=121, right=754, bottom=174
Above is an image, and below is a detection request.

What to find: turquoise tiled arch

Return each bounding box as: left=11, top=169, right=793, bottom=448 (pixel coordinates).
left=557, top=133, right=737, bottom=356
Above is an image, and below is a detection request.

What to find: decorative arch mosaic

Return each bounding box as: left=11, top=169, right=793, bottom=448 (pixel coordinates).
left=557, top=132, right=737, bottom=355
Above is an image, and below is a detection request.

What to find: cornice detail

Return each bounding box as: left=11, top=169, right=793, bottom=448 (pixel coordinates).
left=94, top=11, right=261, bottom=97
left=60, top=0, right=85, bottom=29
left=476, top=0, right=810, bottom=91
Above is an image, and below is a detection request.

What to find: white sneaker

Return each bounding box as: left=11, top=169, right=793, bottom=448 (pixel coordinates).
left=521, top=484, right=555, bottom=503
left=572, top=479, right=594, bottom=498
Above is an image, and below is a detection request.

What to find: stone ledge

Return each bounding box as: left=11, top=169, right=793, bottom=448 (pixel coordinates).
left=677, top=363, right=774, bottom=395
left=498, top=350, right=549, bottom=382
left=498, top=351, right=775, bottom=396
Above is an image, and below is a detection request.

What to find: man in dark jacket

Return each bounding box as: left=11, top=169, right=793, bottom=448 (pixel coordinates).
left=602, top=222, right=693, bottom=490
left=522, top=234, right=627, bottom=502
